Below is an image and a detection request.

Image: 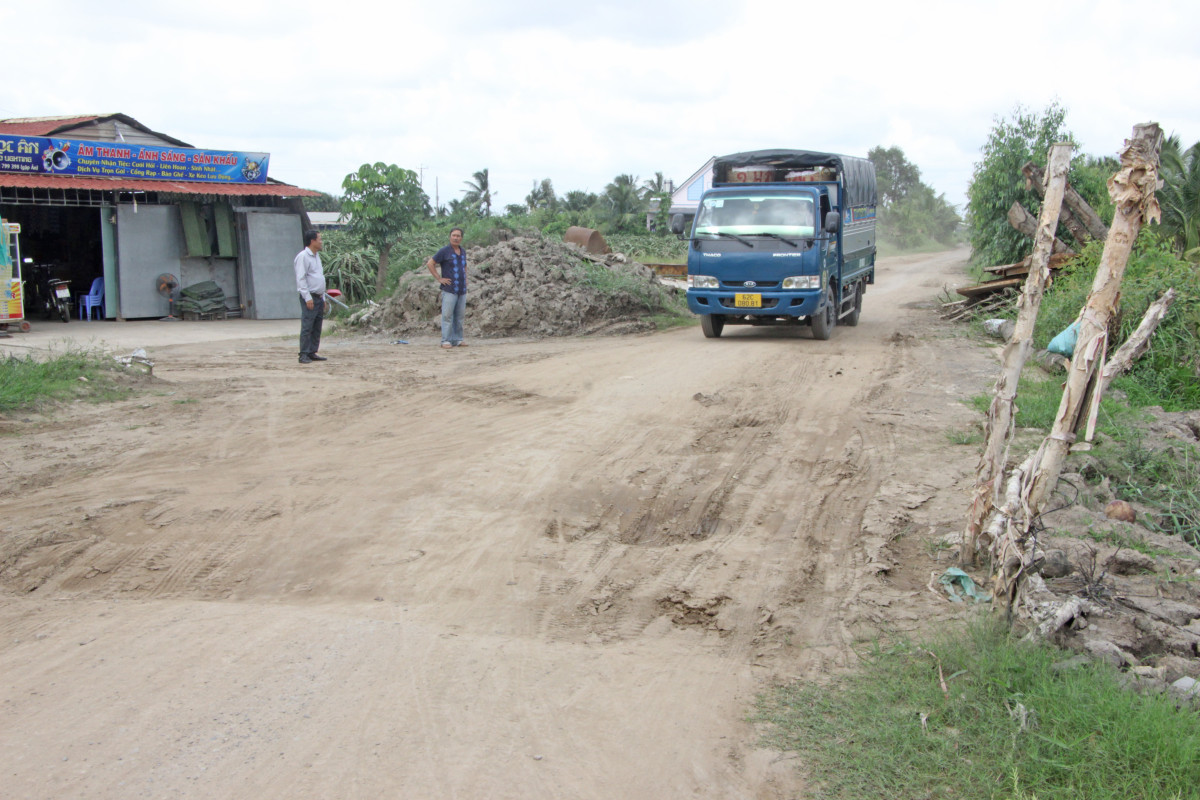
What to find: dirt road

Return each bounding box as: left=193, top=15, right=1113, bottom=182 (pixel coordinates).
left=0, top=248, right=993, bottom=798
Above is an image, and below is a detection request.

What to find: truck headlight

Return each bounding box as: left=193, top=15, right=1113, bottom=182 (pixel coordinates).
left=690, top=275, right=719, bottom=289
left=782, top=275, right=821, bottom=290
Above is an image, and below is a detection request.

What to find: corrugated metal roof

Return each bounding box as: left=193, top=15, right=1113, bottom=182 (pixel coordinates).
left=0, top=114, right=193, bottom=147
left=0, top=172, right=320, bottom=197
left=0, top=115, right=107, bottom=135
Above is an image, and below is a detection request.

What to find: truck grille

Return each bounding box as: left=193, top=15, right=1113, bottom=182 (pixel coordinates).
left=722, top=280, right=779, bottom=288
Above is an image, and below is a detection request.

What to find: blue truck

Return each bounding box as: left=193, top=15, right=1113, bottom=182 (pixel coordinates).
left=670, top=149, right=877, bottom=340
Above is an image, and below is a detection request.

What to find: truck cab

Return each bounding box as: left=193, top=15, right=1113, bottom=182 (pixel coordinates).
left=672, top=149, right=876, bottom=340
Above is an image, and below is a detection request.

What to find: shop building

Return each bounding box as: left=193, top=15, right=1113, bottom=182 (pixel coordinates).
left=0, top=114, right=320, bottom=320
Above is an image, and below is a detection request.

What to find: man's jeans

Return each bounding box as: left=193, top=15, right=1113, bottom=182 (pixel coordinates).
left=441, top=290, right=466, bottom=345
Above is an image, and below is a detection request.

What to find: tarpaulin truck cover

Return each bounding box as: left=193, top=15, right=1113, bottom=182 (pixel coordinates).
left=712, top=149, right=878, bottom=209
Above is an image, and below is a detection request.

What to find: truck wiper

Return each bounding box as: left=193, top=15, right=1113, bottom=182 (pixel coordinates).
left=754, top=232, right=802, bottom=248
left=702, top=231, right=755, bottom=247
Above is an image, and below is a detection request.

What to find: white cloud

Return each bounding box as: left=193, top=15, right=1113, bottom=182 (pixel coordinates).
left=3, top=0, right=1198, bottom=213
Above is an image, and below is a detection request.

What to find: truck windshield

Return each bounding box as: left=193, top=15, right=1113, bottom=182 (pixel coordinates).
left=694, top=195, right=816, bottom=238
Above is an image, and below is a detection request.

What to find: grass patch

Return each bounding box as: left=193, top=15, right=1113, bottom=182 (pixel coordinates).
left=570, top=255, right=690, bottom=324
left=0, top=347, right=135, bottom=414
left=946, top=426, right=984, bottom=446
left=1081, top=524, right=1191, bottom=559
left=755, top=616, right=1200, bottom=799
left=1084, top=435, right=1200, bottom=546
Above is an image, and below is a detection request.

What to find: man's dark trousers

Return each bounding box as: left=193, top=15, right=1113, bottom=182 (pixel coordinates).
left=299, top=295, right=325, bottom=357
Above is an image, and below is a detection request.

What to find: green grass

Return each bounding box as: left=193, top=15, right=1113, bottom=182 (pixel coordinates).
left=755, top=616, right=1200, bottom=799
left=0, top=348, right=135, bottom=414
left=946, top=426, right=985, bottom=446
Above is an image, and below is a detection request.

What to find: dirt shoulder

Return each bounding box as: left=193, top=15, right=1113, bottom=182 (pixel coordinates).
left=0, top=248, right=995, bottom=798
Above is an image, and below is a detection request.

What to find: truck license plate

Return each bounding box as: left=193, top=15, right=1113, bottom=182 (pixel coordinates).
left=734, top=293, right=761, bottom=308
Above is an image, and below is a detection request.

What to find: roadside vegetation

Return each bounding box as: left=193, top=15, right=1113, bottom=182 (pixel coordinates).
left=869, top=145, right=963, bottom=252
left=763, top=106, right=1200, bottom=796
left=755, top=616, right=1200, bottom=800
left=0, top=347, right=134, bottom=414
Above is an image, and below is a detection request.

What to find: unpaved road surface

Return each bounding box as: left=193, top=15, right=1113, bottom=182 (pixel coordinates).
left=1, top=248, right=992, bottom=798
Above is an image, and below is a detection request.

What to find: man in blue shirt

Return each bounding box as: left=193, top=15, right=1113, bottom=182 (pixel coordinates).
left=293, top=230, right=327, bottom=364
left=426, top=227, right=468, bottom=348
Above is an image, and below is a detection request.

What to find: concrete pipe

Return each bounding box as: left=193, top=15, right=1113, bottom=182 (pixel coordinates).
left=563, top=226, right=611, bottom=255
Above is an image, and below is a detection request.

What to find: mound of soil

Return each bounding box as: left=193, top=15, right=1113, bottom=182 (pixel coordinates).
left=348, top=234, right=684, bottom=338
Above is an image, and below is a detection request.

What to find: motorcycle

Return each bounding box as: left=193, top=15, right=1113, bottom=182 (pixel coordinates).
left=25, top=263, right=72, bottom=323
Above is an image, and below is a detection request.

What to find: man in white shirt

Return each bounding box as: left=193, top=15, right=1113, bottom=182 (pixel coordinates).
left=293, top=230, right=327, bottom=364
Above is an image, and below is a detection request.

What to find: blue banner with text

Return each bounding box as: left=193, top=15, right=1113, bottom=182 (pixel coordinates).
left=0, top=134, right=270, bottom=184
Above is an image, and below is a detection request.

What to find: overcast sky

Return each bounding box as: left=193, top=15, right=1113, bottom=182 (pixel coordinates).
left=4, top=0, right=1198, bottom=213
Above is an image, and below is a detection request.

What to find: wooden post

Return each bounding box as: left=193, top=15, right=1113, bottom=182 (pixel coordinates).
left=961, top=143, right=1073, bottom=567
left=1022, top=162, right=1091, bottom=245
left=1026, top=123, right=1163, bottom=513
left=1099, top=289, right=1176, bottom=395
left=1022, top=161, right=1110, bottom=243
left=1007, top=202, right=1075, bottom=254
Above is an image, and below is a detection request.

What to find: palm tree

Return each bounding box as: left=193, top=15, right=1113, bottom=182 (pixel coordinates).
left=525, top=178, right=557, bottom=211
left=1158, top=135, right=1200, bottom=261
left=641, top=172, right=667, bottom=197
left=462, top=168, right=493, bottom=217
left=603, top=174, right=647, bottom=231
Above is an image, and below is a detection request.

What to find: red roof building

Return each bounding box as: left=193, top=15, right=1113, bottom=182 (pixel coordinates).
left=1, top=114, right=321, bottom=321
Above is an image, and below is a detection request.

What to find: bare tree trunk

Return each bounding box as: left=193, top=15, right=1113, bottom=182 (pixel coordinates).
left=375, top=243, right=392, bottom=295
left=1025, top=123, right=1164, bottom=513
left=962, top=144, right=1073, bottom=567
left=1022, top=162, right=1090, bottom=245
left=1007, top=202, right=1075, bottom=254
left=1099, top=288, right=1177, bottom=395
left=1022, top=161, right=1110, bottom=242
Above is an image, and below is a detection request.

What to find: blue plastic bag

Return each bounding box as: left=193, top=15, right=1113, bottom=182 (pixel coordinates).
left=1047, top=321, right=1080, bottom=357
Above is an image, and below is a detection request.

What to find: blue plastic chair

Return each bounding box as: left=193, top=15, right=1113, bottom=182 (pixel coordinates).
left=80, top=277, right=104, bottom=320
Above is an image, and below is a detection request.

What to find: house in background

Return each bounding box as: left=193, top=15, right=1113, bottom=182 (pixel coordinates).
left=307, top=212, right=351, bottom=232
left=0, top=113, right=320, bottom=320
left=646, top=156, right=715, bottom=231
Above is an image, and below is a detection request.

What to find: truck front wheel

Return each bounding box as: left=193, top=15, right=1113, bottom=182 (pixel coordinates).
left=810, top=293, right=836, bottom=340
left=700, top=314, right=725, bottom=338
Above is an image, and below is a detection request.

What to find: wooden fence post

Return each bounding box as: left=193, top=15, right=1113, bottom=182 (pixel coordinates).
left=1025, top=123, right=1164, bottom=513
left=962, top=143, right=1073, bottom=567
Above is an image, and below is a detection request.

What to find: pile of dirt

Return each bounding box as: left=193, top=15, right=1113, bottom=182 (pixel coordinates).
left=346, top=234, right=684, bottom=339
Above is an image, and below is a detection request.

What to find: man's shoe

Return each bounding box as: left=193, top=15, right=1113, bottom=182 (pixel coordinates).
left=299, top=355, right=313, bottom=364
left=308, top=353, right=327, bottom=361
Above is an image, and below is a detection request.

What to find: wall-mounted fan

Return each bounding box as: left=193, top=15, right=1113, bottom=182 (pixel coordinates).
left=156, top=273, right=179, bottom=321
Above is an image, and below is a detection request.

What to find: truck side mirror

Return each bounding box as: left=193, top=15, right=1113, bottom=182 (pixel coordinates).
left=670, top=214, right=686, bottom=235
left=824, top=211, right=841, bottom=233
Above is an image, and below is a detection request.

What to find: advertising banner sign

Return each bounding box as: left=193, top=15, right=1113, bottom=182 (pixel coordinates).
left=0, top=134, right=269, bottom=184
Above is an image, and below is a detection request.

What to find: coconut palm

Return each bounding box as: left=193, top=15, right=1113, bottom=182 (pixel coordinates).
left=641, top=171, right=667, bottom=197
left=525, top=178, right=557, bottom=212
left=1158, top=135, right=1200, bottom=261
left=603, top=174, right=647, bottom=231
left=462, top=168, right=493, bottom=217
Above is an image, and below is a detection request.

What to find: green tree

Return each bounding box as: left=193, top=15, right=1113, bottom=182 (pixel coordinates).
left=462, top=168, right=493, bottom=217
left=561, top=190, right=598, bottom=213
left=867, top=146, right=922, bottom=207
left=966, top=101, right=1075, bottom=266
left=525, top=178, right=557, bottom=212
left=1157, top=134, right=1200, bottom=261
left=602, top=174, right=647, bottom=232
left=642, top=171, right=667, bottom=196
left=504, top=203, right=528, bottom=217
left=341, top=163, right=430, bottom=294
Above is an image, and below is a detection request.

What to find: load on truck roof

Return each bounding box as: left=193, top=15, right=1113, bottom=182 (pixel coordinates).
left=712, top=149, right=878, bottom=209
